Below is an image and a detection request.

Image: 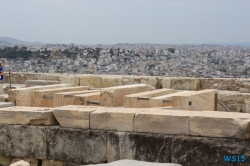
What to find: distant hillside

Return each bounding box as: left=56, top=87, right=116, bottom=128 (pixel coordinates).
left=0, top=36, right=44, bottom=45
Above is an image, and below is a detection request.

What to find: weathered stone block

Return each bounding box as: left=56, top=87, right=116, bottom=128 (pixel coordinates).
left=172, top=136, right=250, bottom=166
left=134, top=110, right=190, bottom=135
left=0, top=155, right=12, bottom=166
left=53, top=105, right=99, bottom=129
left=190, top=111, right=250, bottom=139
left=40, top=74, right=60, bottom=81
left=10, top=84, right=70, bottom=106
left=101, top=76, right=123, bottom=88
left=107, top=132, right=172, bottom=163
left=31, top=86, right=89, bottom=107
left=10, top=160, right=30, bottom=166
left=25, top=80, right=59, bottom=87
left=90, top=107, right=139, bottom=132
left=101, top=84, right=154, bottom=107
left=0, top=102, right=15, bottom=108
left=0, top=106, right=57, bottom=125
left=59, top=75, right=80, bottom=87
left=53, top=90, right=99, bottom=107
left=124, top=89, right=175, bottom=108
left=0, top=125, right=47, bottom=159
left=47, top=127, right=107, bottom=163
left=149, top=91, right=191, bottom=107
left=171, top=89, right=217, bottom=111
left=170, top=78, right=200, bottom=90
left=80, top=75, right=101, bottom=87
left=73, top=92, right=100, bottom=105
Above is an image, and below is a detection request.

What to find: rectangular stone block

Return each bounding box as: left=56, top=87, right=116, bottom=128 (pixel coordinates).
left=53, top=105, right=99, bottom=129
left=170, top=77, right=200, bottom=90
left=47, top=127, right=107, bottom=163
left=159, top=105, right=202, bottom=111
left=79, top=74, right=101, bottom=87
left=39, top=74, right=60, bottom=81
left=0, top=102, right=15, bottom=108
left=190, top=111, right=250, bottom=139
left=124, top=89, right=175, bottom=108
left=10, top=84, right=71, bottom=106
left=59, top=75, right=80, bottom=87
left=134, top=109, right=190, bottom=135
left=149, top=91, right=192, bottom=107
left=31, top=86, right=90, bottom=107
left=100, top=75, right=123, bottom=88
left=73, top=92, right=100, bottom=106
left=107, top=132, right=171, bottom=163
left=0, top=106, right=57, bottom=125
left=0, top=155, right=12, bottom=166
left=101, top=84, right=154, bottom=107
left=0, top=124, right=47, bottom=159
left=172, top=89, right=217, bottom=111
left=25, top=80, right=59, bottom=87
left=53, top=90, right=99, bottom=107
left=90, top=107, right=139, bottom=131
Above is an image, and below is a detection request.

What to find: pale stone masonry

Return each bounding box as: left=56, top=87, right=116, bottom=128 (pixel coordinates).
left=53, top=90, right=99, bottom=107
left=73, top=92, right=101, bottom=106
left=101, top=84, right=154, bottom=107
left=124, top=89, right=175, bottom=108
left=0, top=106, right=57, bottom=125
left=31, top=86, right=90, bottom=107
left=53, top=105, right=99, bottom=129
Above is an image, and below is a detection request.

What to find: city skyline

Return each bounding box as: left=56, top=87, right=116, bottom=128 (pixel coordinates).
left=1, top=0, right=250, bottom=45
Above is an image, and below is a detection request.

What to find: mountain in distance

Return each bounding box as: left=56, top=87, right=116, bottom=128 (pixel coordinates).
left=0, top=36, right=45, bottom=45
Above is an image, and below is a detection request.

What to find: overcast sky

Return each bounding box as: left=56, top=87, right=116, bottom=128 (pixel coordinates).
left=0, top=0, right=250, bottom=45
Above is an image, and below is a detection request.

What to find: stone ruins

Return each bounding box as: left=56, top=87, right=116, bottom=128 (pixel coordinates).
left=1, top=72, right=250, bottom=165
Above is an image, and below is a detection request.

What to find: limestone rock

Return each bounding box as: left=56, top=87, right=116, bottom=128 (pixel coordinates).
left=11, top=158, right=38, bottom=166
left=73, top=92, right=100, bottom=105
left=59, top=75, right=80, bottom=87
left=47, top=127, right=107, bottom=164
left=42, top=160, right=64, bottom=166
left=124, top=89, right=175, bottom=108
left=80, top=75, right=101, bottom=87
left=25, top=80, right=59, bottom=87
left=10, top=160, right=30, bottom=166
left=39, top=74, right=60, bottom=81
left=90, top=107, right=139, bottom=131
left=101, top=75, right=123, bottom=88
left=0, top=106, right=57, bottom=125
left=101, top=84, right=154, bottom=107
left=0, top=124, right=47, bottom=159
left=170, top=77, right=200, bottom=90
left=53, top=105, right=99, bottom=129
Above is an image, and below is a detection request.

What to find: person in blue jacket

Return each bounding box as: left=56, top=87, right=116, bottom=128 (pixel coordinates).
left=0, top=62, right=4, bottom=82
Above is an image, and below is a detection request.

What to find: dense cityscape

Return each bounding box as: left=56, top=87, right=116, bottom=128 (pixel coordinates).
left=0, top=42, right=250, bottom=78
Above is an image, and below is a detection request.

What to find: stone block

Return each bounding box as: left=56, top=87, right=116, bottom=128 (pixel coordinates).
left=162, top=78, right=171, bottom=89
left=80, top=75, right=101, bottom=87
left=190, top=111, right=250, bottom=139
left=40, top=74, right=60, bottom=81
left=59, top=75, right=80, bottom=87
left=107, top=132, right=171, bottom=163
left=53, top=105, right=99, bottom=129
left=149, top=91, right=191, bottom=107
left=218, top=90, right=239, bottom=102
left=0, top=124, right=47, bottom=159
left=25, top=80, right=59, bottom=87
left=31, top=86, right=89, bottom=107
left=10, top=160, right=30, bottom=166
left=53, top=90, right=99, bottom=107
left=10, top=84, right=70, bottom=106
left=90, top=107, right=139, bottom=131
left=170, top=77, right=200, bottom=90
left=160, top=105, right=202, bottom=111
left=235, top=93, right=250, bottom=104
left=171, top=89, right=217, bottom=111
left=0, top=106, right=57, bottom=125
left=11, top=158, right=38, bottom=166
left=47, top=127, right=107, bottom=163
left=0, top=94, right=9, bottom=102
left=0, top=102, right=15, bottom=108
left=171, top=136, right=250, bottom=166
left=134, top=110, right=190, bottom=135
left=239, top=88, right=250, bottom=93
left=101, top=84, right=154, bottom=107
left=101, top=75, right=123, bottom=88
left=41, top=160, right=64, bottom=166
left=124, top=89, right=175, bottom=108
left=0, top=155, right=12, bottom=166
left=73, top=92, right=100, bottom=105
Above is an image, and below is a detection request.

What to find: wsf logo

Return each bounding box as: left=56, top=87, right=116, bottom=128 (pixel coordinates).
left=224, top=155, right=246, bottom=162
